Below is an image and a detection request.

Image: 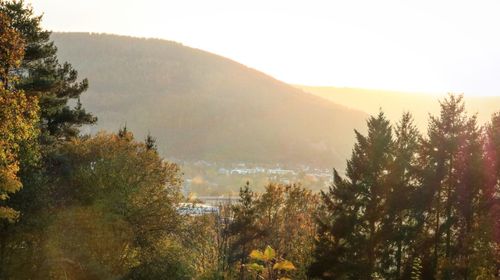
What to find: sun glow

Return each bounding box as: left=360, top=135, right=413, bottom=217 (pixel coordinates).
left=27, top=0, right=500, bottom=96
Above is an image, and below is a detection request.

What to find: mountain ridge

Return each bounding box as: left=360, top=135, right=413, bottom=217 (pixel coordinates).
left=52, top=32, right=368, bottom=169
left=297, top=85, right=500, bottom=131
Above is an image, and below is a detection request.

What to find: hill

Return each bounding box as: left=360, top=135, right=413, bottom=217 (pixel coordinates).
left=52, top=33, right=368, bottom=168
left=297, top=86, right=500, bottom=131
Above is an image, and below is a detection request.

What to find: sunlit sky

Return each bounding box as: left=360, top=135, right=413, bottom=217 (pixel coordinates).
left=27, top=0, right=500, bottom=96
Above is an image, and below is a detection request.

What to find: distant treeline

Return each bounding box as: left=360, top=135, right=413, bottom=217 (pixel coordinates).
left=0, top=1, right=498, bottom=280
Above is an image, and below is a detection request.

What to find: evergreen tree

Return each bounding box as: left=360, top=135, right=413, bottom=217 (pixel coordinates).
left=309, top=169, right=361, bottom=279
left=0, top=3, right=96, bottom=267
left=0, top=0, right=96, bottom=142
left=228, top=182, right=262, bottom=279
left=420, top=94, right=487, bottom=279
left=310, top=112, right=393, bottom=279
left=382, top=112, right=422, bottom=278
left=475, top=112, right=500, bottom=279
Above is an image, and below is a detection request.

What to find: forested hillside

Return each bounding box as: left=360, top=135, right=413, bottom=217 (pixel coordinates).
left=51, top=33, right=367, bottom=168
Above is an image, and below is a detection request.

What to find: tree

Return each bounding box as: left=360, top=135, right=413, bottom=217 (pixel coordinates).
left=0, top=88, right=38, bottom=218
left=0, top=3, right=95, bottom=274
left=0, top=9, right=38, bottom=221
left=310, top=112, right=393, bottom=279
left=420, top=94, right=489, bottom=279
left=473, top=112, right=500, bottom=279
left=381, top=112, right=422, bottom=278
left=256, top=183, right=286, bottom=251
left=229, top=182, right=263, bottom=279
left=0, top=11, right=39, bottom=278
left=178, top=213, right=224, bottom=278
left=2, top=131, right=184, bottom=278
left=256, top=183, right=317, bottom=279
left=485, top=113, right=500, bottom=248
left=0, top=0, right=96, bottom=142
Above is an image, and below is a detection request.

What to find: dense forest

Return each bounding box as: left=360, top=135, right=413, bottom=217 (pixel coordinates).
left=0, top=1, right=498, bottom=279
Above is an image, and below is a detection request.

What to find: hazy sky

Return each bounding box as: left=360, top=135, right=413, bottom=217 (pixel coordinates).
left=27, top=0, right=500, bottom=96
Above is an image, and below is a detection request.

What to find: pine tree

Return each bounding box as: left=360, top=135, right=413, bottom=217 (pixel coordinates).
left=228, top=182, right=262, bottom=279
left=309, top=170, right=362, bottom=279
left=474, top=112, right=500, bottom=279
left=382, top=112, right=421, bottom=278
left=0, top=0, right=96, bottom=142
left=420, top=94, right=486, bottom=279
left=310, top=112, right=393, bottom=279
left=0, top=3, right=94, bottom=277
left=485, top=113, right=500, bottom=247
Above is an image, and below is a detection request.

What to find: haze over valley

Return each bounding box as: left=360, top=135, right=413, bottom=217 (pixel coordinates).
left=298, top=86, right=500, bottom=132
left=2, top=1, right=499, bottom=278
left=52, top=33, right=368, bottom=170
left=51, top=32, right=500, bottom=195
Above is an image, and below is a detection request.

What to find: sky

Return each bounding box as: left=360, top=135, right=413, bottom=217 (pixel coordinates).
left=26, top=0, right=500, bottom=96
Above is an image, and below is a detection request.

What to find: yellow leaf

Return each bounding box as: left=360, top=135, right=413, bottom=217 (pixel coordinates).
left=263, top=245, right=276, bottom=260
left=249, top=250, right=266, bottom=261
left=273, top=260, right=296, bottom=271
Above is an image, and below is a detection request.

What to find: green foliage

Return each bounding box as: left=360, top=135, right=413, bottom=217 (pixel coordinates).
left=381, top=112, right=422, bottom=278
left=228, top=182, right=262, bottom=278
left=310, top=112, right=394, bottom=279
left=419, top=94, right=489, bottom=279
left=43, top=132, right=182, bottom=277
left=123, top=238, right=194, bottom=280
left=0, top=4, right=498, bottom=279
left=310, top=97, right=498, bottom=279
left=177, top=212, right=232, bottom=278
left=0, top=0, right=96, bottom=142
left=411, top=257, right=423, bottom=280
left=228, top=182, right=317, bottom=279
left=0, top=131, right=186, bottom=279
